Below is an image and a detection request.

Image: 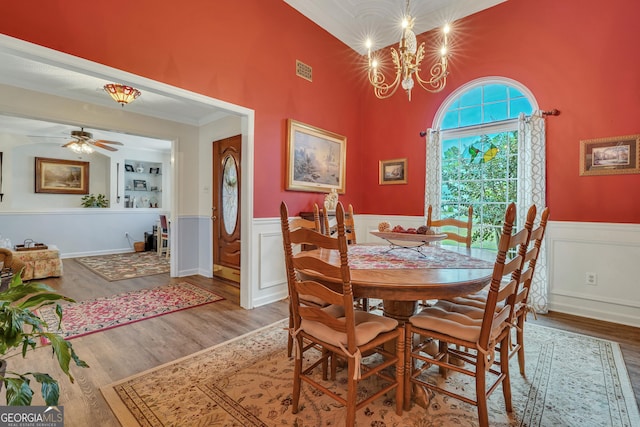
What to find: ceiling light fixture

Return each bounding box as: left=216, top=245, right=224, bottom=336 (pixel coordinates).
left=66, top=141, right=94, bottom=154
left=365, top=0, right=450, bottom=101
left=103, top=83, right=141, bottom=106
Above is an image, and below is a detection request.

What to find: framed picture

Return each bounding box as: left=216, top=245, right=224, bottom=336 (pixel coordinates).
left=149, top=167, right=160, bottom=174
left=286, top=119, right=346, bottom=193
left=124, top=164, right=135, bottom=172
left=35, top=157, right=89, bottom=194
left=580, top=134, right=640, bottom=176
left=133, top=179, right=147, bottom=190
left=379, top=158, right=407, bottom=185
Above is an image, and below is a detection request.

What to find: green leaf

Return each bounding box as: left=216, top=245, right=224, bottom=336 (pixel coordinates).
left=19, top=293, right=74, bottom=310
left=45, top=334, right=73, bottom=380
left=32, top=373, right=60, bottom=406
left=4, top=376, right=34, bottom=406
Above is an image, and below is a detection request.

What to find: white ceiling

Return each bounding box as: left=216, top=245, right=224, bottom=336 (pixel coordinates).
left=0, top=0, right=505, bottom=149
left=284, top=0, right=506, bottom=54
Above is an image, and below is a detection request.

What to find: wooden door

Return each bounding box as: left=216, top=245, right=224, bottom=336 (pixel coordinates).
left=212, top=135, right=241, bottom=284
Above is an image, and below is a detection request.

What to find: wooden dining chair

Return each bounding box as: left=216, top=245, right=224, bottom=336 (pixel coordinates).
left=323, top=204, right=371, bottom=311
left=323, top=203, right=356, bottom=244
left=436, top=205, right=549, bottom=375
left=404, top=203, right=529, bottom=427
left=281, top=201, right=404, bottom=426
left=283, top=203, right=326, bottom=357
left=427, top=204, right=473, bottom=248
left=158, top=214, right=170, bottom=258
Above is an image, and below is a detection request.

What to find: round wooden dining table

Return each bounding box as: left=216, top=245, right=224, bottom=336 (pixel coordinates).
left=299, top=244, right=496, bottom=322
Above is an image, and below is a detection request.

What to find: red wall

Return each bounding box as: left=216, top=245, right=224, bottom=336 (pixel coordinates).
left=360, top=0, right=640, bottom=223
left=0, top=0, right=365, bottom=218
left=1, top=0, right=639, bottom=223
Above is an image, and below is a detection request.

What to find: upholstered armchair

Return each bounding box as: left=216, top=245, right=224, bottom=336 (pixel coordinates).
left=0, top=248, right=26, bottom=278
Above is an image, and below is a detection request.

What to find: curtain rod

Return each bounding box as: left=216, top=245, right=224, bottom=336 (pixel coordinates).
left=419, top=108, right=560, bottom=137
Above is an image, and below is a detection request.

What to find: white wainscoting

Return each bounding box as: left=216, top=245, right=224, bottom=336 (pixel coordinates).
left=255, top=215, right=640, bottom=328
left=546, top=221, right=640, bottom=328
left=250, top=218, right=290, bottom=308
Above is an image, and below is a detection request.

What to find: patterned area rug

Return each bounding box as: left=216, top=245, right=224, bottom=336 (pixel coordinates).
left=37, top=282, right=224, bottom=340
left=348, top=244, right=494, bottom=269
left=101, top=320, right=640, bottom=427
left=75, top=251, right=170, bottom=281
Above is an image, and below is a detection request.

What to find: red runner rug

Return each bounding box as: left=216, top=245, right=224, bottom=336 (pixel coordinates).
left=37, top=282, right=224, bottom=341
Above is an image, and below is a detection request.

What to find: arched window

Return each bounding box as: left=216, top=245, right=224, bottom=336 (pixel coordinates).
left=427, top=78, right=536, bottom=249
left=426, top=77, right=548, bottom=313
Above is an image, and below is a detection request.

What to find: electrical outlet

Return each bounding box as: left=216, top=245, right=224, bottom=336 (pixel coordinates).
left=585, top=272, right=597, bottom=286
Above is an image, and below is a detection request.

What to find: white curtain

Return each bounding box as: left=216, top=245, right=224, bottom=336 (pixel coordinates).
left=517, top=111, right=548, bottom=313
left=425, top=114, right=548, bottom=313
left=424, top=129, right=441, bottom=220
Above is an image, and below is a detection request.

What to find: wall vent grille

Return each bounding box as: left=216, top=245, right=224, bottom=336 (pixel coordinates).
left=296, top=60, right=312, bottom=82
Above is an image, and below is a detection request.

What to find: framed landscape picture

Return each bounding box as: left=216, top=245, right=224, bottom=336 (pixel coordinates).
left=580, top=134, right=640, bottom=176
left=286, top=119, right=346, bottom=193
left=379, top=158, right=407, bottom=185
left=35, top=157, right=89, bottom=194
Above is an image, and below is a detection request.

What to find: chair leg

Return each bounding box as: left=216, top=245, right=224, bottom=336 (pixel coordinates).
left=292, top=337, right=303, bottom=414
left=476, top=356, right=489, bottom=427
left=287, top=311, right=293, bottom=358
left=346, top=357, right=358, bottom=427
left=516, top=315, right=526, bottom=375
left=500, top=334, right=513, bottom=412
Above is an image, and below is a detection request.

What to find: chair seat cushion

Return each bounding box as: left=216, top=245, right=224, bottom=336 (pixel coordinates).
left=302, top=308, right=398, bottom=347
left=410, top=304, right=507, bottom=344
left=410, top=305, right=483, bottom=342
left=434, top=299, right=485, bottom=319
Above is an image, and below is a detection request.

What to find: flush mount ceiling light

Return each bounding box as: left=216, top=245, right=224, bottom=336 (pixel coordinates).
left=103, top=83, right=141, bottom=106
left=365, top=0, right=451, bottom=101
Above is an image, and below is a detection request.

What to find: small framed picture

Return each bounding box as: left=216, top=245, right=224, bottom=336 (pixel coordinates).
left=579, top=134, right=640, bottom=176
left=133, top=179, right=147, bottom=190
left=124, top=164, right=135, bottom=172
left=149, top=167, right=160, bottom=174
left=379, top=158, right=407, bottom=185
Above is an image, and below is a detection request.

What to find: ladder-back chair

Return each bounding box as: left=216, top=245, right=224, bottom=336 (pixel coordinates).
left=281, top=201, right=404, bottom=426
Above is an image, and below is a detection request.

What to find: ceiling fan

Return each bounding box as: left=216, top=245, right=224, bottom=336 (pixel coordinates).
left=62, top=128, right=124, bottom=153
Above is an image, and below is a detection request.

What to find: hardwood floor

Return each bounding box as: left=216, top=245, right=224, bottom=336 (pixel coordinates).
left=5, top=258, right=639, bottom=426
left=5, top=258, right=288, bottom=426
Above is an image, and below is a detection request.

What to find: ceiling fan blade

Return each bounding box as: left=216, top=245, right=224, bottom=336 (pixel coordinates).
left=94, top=139, right=123, bottom=145
left=92, top=142, right=119, bottom=151
left=61, top=141, right=75, bottom=147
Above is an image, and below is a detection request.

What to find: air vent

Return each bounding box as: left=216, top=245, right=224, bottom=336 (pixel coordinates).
left=296, top=60, right=312, bottom=82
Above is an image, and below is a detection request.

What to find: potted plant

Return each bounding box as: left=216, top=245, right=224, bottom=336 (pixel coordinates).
left=0, top=271, right=88, bottom=405
left=81, top=193, right=109, bottom=208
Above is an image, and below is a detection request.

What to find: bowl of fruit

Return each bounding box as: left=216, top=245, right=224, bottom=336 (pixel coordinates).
left=370, top=222, right=447, bottom=244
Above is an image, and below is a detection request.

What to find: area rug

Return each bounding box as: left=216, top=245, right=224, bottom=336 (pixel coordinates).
left=75, top=251, right=170, bottom=281
left=37, top=282, right=224, bottom=340
left=101, top=320, right=640, bottom=427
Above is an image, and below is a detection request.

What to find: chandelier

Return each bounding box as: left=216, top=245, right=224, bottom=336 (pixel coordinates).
left=103, top=83, right=141, bottom=106
left=366, top=0, right=450, bottom=101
